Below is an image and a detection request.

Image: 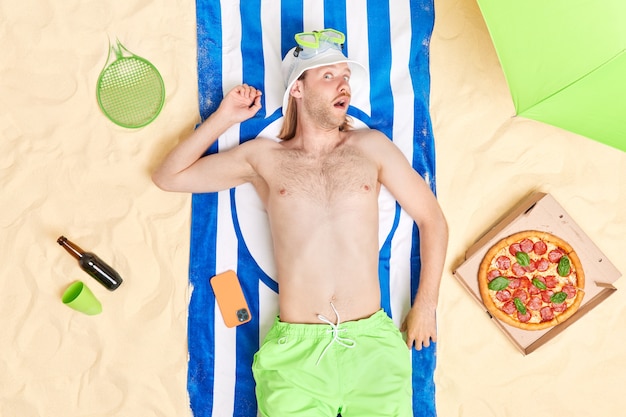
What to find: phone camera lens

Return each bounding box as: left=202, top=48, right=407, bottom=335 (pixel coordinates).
left=237, top=308, right=250, bottom=322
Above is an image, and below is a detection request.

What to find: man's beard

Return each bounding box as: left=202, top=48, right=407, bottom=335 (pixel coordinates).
left=303, top=90, right=348, bottom=129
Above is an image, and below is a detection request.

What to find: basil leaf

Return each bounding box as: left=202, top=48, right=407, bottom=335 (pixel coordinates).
left=532, top=278, right=547, bottom=290
left=488, top=276, right=510, bottom=291
left=557, top=256, right=571, bottom=276
left=516, top=251, right=530, bottom=267
left=551, top=291, right=567, bottom=304
left=514, top=297, right=527, bottom=315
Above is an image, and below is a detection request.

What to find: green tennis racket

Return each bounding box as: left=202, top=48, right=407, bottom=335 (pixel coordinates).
left=96, top=39, right=165, bottom=128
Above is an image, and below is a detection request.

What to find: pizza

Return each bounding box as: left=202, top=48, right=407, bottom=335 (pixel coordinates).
left=478, top=230, right=585, bottom=330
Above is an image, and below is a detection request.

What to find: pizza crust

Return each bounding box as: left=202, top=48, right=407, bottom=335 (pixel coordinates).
left=478, top=230, right=585, bottom=330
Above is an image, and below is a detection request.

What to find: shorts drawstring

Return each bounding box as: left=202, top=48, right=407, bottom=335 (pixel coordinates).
left=316, top=303, right=356, bottom=365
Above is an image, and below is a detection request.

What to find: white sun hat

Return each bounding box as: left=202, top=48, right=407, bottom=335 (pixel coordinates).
left=281, top=29, right=367, bottom=115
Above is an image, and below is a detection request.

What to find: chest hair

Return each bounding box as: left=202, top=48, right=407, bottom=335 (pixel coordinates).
left=276, top=146, right=376, bottom=202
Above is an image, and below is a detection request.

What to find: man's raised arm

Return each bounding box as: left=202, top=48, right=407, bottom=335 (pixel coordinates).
left=152, top=84, right=262, bottom=193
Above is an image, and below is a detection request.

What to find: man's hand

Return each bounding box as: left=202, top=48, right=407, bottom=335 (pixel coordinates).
left=217, top=84, right=263, bottom=124
left=400, top=304, right=437, bottom=351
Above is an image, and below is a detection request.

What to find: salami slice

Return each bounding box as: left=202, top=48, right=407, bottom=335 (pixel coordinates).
left=540, top=306, right=555, bottom=322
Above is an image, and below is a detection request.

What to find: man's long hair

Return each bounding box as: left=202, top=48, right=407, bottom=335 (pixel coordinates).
left=278, top=73, right=353, bottom=141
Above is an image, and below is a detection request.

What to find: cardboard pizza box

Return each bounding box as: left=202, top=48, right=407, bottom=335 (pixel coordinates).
left=453, top=192, right=621, bottom=355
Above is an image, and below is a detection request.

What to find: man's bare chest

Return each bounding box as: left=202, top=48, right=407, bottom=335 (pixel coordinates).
left=271, top=148, right=378, bottom=201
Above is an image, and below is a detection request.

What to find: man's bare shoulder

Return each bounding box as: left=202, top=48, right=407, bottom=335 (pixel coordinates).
left=346, top=128, right=392, bottom=147
left=345, top=128, right=397, bottom=155
left=346, top=128, right=415, bottom=179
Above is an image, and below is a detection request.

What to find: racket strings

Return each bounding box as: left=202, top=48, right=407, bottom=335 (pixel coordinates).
left=97, top=57, right=164, bottom=128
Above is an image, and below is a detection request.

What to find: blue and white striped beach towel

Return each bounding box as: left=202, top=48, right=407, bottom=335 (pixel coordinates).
left=189, top=1, right=438, bottom=416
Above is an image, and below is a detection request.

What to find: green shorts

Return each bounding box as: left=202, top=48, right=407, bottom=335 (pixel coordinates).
left=252, top=309, right=412, bottom=417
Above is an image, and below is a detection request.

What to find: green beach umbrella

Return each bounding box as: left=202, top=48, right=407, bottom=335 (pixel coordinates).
left=476, top=0, right=626, bottom=152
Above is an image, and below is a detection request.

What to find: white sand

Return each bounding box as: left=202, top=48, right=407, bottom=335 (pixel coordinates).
left=1, top=0, right=624, bottom=416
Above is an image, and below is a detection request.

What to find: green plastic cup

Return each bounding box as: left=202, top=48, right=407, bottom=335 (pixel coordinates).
left=62, top=281, right=102, bottom=315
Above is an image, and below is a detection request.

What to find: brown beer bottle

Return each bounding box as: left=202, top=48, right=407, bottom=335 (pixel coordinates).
left=57, top=236, right=123, bottom=291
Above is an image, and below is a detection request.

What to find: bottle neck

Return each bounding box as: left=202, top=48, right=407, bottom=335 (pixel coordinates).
left=57, top=236, right=85, bottom=260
